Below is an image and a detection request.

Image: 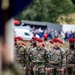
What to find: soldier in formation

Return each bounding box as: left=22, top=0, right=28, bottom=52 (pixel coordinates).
left=45, top=38, right=66, bottom=75
left=65, top=38, right=75, bottom=75
left=14, top=36, right=75, bottom=75
left=27, top=37, right=48, bottom=75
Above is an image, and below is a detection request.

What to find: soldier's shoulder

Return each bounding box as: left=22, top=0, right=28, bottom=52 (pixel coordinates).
left=65, top=48, right=70, bottom=52
left=59, top=47, right=66, bottom=54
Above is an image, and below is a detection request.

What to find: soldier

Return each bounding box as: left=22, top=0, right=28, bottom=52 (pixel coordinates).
left=47, top=38, right=66, bottom=75
left=49, top=40, right=54, bottom=48
left=14, top=36, right=25, bottom=60
left=66, top=38, right=75, bottom=75
left=58, top=39, right=63, bottom=48
left=44, top=40, right=54, bottom=75
left=27, top=36, right=38, bottom=75
left=36, top=38, right=50, bottom=75
left=14, top=36, right=29, bottom=75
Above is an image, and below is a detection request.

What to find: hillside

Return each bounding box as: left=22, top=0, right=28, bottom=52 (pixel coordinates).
left=57, top=13, right=75, bottom=24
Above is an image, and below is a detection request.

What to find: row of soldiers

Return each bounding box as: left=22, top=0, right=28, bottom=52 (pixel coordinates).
left=14, top=36, right=75, bottom=75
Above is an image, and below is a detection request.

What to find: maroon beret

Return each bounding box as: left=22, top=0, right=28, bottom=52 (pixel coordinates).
left=16, top=36, right=23, bottom=41
left=59, top=40, right=63, bottom=44
left=49, top=40, right=54, bottom=44
left=69, top=38, right=74, bottom=43
left=32, top=36, right=37, bottom=40
left=53, top=38, right=59, bottom=43
left=36, top=38, right=43, bottom=42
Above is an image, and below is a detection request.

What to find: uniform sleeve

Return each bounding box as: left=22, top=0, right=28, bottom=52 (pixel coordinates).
left=61, top=48, right=66, bottom=68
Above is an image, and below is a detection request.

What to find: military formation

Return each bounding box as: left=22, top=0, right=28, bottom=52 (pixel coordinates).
left=14, top=36, right=75, bottom=75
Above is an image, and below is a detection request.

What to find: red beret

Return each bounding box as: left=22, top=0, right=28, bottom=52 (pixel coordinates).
left=30, top=39, right=32, bottom=43
left=42, top=43, right=45, bottom=47
left=32, top=36, right=37, bottom=40
left=14, top=37, right=17, bottom=41
left=49, top=40, right=54, bottom=44
left=69, top=38, right=74, bottom=43
left=59, top=40, right=63, bottom=44
left=17, top=36, right=23, bottom=41
left=53, top=38, right=59, bottom=43
left=36, top=38, right=43, bottom=42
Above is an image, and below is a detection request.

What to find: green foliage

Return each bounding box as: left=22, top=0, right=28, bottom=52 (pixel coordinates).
left=15, top=0, right=75, bottom=23
left=65, top=17, right=74, bottom=23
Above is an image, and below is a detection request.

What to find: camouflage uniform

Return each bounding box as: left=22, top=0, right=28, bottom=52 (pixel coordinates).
left=66, top=48, right=75, bottom=75
left=37, top=47, right=49, bottom=74
left=15, top=45, right=29, bottom=72
left=48, top=47, right=66, bottom=75
left=27, top=47, right=38, bottom=75
left=28, top=46, right=49, bottom=75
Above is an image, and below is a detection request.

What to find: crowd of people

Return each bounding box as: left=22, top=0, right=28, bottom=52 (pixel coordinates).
left=31, top=27, right=75, bottom=43
left=14, top=35, right=75, bottom=75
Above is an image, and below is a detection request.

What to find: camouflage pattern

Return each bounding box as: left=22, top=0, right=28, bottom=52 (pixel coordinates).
left=65, top=48, right=75, bottom=75
left=15, top=45, right=28, bottom=66
left=28, top=46, right=49, bottom=74
left=49, top=47, right=66, bottom=67
left=48, top=47, right=66, bottom=75
left=14, top=43, right=68, bottom=75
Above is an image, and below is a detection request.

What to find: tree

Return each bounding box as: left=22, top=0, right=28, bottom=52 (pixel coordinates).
left=15, top=0, right=74, bottom=23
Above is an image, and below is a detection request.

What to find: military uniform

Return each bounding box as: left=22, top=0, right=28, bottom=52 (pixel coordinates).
left=37, top=47, right=49, bottom=74
left=47, top=38, right=66, bottom=75
left=66, top=48, right=75, bottom=75
left=28, top=46, right=38, bottom=75
left=48, top=47, right=66, bottom=75
left=65, top=38, right=75, bottom=75
left=28, top=37, right=49, bottom=75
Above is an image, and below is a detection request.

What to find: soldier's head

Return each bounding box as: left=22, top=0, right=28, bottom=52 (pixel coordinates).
left=58, top=39, right=63, bottom=47
left=31, top=40, right=37, bottom=47
left=69, top=38, right=74, bottom=50
left=16, top=36, right=23, bottom=45
left=49, top=40, right=54, bottom=48
left=31, top=36, right=37, bottom=47
left=36, top=38, right=43, bottom=48
left=53, top=38, right=59, bottom=48
left=14, top=36, right=23, bottom=46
